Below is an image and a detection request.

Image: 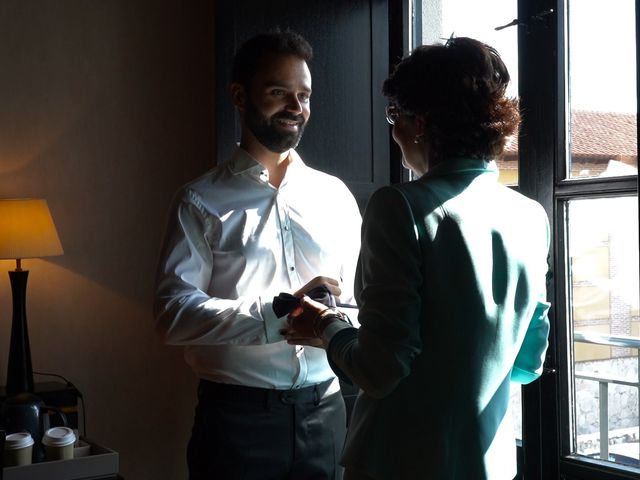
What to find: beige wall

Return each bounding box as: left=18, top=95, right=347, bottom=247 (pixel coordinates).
left=0, top=1, right=215, bottom=478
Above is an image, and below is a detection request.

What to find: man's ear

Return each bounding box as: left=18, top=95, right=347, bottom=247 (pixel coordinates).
left=230, top=82, right=246, bottom=110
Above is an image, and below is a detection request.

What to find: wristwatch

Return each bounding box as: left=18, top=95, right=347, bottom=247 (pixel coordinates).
left=314, top=308, right=352, bottom=337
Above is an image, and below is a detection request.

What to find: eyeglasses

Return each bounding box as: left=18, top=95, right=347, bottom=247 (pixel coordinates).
left=385, top=105, right=413, bottom=125
left=385, top=105, right=401, bottom=125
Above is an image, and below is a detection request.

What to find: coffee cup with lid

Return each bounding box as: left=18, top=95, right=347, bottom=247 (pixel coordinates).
left=42, top=427, right=76, bottom=461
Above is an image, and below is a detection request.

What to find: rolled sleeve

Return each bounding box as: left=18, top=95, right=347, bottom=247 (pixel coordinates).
left=511, top=298, right=551, bottom=384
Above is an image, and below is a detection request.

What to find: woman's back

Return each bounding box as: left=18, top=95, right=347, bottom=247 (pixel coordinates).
left=340, top=158, right=550, bottom=479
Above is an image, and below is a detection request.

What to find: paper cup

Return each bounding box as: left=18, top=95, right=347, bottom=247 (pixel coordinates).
left=42, top=427, right=76, bottom=461
left=4, top=432, right=34, bottom=466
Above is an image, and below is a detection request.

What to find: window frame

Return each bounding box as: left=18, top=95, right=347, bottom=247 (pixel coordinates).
left=410, top=0, right=640, bottom=477
left=516, top=0, right=640, bottom=479
left=407, top=0, right=639, bottom=477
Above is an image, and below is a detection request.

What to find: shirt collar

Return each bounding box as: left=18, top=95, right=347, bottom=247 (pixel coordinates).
left=226, top=147, right=305, bottom=176
left=226, top=147, right=263, bottom=175
left=423, top=157, right=498, bottom=179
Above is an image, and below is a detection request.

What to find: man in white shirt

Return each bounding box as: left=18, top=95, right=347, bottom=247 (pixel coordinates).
left=153, top=29, right=361, bottom=480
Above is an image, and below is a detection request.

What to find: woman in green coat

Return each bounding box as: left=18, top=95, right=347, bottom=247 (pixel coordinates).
left=284, top=37, right=551, bottom=480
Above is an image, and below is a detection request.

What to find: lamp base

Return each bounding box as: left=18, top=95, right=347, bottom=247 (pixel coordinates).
left=6, top=269, right=34, bottom=395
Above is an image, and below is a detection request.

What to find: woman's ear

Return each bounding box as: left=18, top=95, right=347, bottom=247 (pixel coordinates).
left=412, top=114, right=431, bottom=146
left=414, top=114, right=428, bottom=136
left=230, top=83, right=246, bottom=111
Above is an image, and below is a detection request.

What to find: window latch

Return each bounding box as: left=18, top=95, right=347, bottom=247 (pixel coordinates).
left=495, top=9, right=555, bottom=32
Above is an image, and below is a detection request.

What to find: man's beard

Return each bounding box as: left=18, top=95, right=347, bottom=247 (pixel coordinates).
left=245, top=100, right=306, bottom=153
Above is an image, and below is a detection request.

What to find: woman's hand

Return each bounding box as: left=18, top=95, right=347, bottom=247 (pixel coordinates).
left=281, top=296, right=331, bottom=348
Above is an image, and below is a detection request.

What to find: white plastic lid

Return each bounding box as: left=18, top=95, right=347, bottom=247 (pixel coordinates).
left=42, top=427, right=76, bottom=447
left=5, top=432, right=34, bottom=450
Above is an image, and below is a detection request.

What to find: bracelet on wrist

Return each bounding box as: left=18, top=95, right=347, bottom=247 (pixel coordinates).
left=313, top=308, right=349, bottom=337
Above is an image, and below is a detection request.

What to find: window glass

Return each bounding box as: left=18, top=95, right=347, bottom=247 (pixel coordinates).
left=419, top=0, right=519, bottom=186
left=568, top=0, right=638, bottom=179
left=569, top=196, right=640, bottom=466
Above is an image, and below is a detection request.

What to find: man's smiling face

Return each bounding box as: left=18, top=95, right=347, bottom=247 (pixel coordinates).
left=243, top=53, right=312, bottom=153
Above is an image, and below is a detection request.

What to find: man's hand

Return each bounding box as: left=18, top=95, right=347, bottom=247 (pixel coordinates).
left=294, top=276, right=341, bottom=298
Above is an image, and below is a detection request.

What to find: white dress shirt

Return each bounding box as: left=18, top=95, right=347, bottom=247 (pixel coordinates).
left=154, top=147, right=362, bottom=391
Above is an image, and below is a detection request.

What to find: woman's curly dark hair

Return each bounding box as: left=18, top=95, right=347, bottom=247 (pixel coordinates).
left=383, top=37, right=520, bottom=161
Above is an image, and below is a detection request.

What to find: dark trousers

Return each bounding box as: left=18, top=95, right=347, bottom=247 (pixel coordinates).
left=187, top=379, right=346, bottom=480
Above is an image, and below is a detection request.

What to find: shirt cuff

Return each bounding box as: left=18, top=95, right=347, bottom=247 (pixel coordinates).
left=260, top=297, right=288, bottom=343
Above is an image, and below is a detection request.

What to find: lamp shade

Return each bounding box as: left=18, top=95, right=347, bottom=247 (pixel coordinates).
left=0, top=198, right=64, bottom=260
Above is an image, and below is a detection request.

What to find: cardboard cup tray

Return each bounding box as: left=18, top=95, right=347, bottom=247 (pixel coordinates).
left=3, top=438, right=119, bottom=480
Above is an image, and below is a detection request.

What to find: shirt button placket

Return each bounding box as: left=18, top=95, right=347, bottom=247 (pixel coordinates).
left=278, top=194, right=297, bottom=284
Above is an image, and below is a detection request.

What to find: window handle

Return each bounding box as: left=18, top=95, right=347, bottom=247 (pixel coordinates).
left=495, top=9, right=555, bottom=32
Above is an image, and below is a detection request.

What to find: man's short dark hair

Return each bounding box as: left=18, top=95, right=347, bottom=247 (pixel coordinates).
left=232, top=29, right=313, bottom=88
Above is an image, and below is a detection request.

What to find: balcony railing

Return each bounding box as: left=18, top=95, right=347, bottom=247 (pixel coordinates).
left=574, top=331, right=640, bottom=464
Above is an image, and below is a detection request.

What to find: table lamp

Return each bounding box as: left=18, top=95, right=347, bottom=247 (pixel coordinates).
left=0, top=198, right=63, bottom=396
